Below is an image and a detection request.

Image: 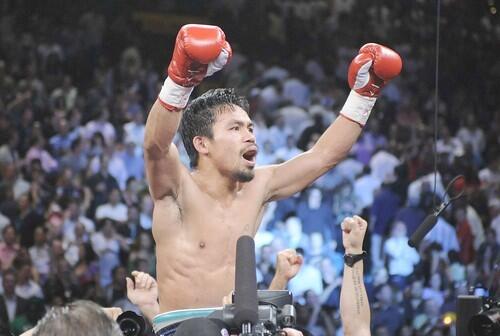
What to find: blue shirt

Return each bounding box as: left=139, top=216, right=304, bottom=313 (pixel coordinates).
left=371, top=187, right=401, bottom=235
left=394, top=206, right=426, bottom=236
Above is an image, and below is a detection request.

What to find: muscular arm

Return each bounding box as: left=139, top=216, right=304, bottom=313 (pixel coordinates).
left=265, top=116, right=361, bottom=201
left=340, top=260, right=370, bottom=336
left=143, top=100, right=187, bottom=200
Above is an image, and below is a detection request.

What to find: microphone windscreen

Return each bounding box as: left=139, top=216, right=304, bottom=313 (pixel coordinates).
left=408, top=214, right=438, bottom=248
left=234, top=235, right=258, bottom=326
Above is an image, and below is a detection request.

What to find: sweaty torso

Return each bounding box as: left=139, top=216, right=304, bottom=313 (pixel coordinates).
left=152, top=171, right=268, bottom=313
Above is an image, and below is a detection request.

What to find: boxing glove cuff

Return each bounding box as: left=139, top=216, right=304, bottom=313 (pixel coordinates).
left=340, top=90, right=377, bottom=126
left=158, top=77, right=194, bottom=110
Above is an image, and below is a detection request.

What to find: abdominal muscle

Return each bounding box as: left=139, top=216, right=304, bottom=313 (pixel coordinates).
left=151, top=177, right=267, bottom=313
left=155, top=240, right=236, bottom=312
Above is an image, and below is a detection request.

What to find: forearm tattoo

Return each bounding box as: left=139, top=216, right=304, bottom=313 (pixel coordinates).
left=351, top=267, right=364, bottom=315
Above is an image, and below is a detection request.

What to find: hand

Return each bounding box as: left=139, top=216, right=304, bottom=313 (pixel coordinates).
left=348, top=43, right=402, bottom=98
left=341, top=216, right=367, bottom=255
left=222, top=290, right=233, bottom=306
left=126, top=271, right=159, bottom=307
left=275, top=249, right=304, bottom=281
left=341, top=43, right=402, bottom=126
left=282, top=328, right=304, bottom=336
left=102, top=307, right=123, bottom=320
left=159, top=24, right=232, bottom=109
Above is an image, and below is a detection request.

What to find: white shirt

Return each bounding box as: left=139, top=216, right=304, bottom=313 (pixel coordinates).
left=5, top=296, right=16, bottom=322
left=407, top=172, right=446, bottom=205
left=457, top=127, right=485, bottom=155
left=91, top=232, right=120, bottom=257
left=479, top=167, right=500, bottom=187
left=85, top=120, right=116, bottom=145
left=425, top=217, right=459, bottom=253
left=467, top=205, right=485, bottom=250
left=369, top=151, right=400, bottom=182
left=95, top=203, right=128, bottom=222
left=491, top=214, right=500, bottom=244
left=0, top=213, right=10, bottom=236
left=384, top=236, right=420, bottom=276
left=354, top=173, right=382, bottom=209
left=29, top=245, right=51, bottom=275
left=282, top=78, right=310, bottom=108
left=16, top=281, right=44, bottom=299
left=275, top=146, right=303, bottom=162
left=336, top=158, right=364, bottom=181
left=289, top=264, right=324, bottom=296
left=123, top=121, right=145, bottom=148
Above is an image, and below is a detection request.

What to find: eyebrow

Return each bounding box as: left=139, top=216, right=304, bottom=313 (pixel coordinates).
left=228, top=120, right=254, bottom=128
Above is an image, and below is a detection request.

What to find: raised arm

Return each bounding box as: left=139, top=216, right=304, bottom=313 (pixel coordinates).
left=340, top=216, right=371, bottom=336
left=268, top=249, right=303, bottom=290
left=264, top=44, right=402, bottom=202
left=144, top=24, right=231, bottom=200
left=126, top=271, right=160, bottom=322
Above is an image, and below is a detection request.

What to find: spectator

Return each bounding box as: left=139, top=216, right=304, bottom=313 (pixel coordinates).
left=14, top=261, right=43, bottom=300
left=422, top=273, right=445, bottom=308
left=0, top=270, right=29, bottom=327
left=383, top=221, right=420, bottom=288
left=91, top=219, right=121, bottom=287
left=372, top=284, right=403, bottom=336
left=288, top=248, right=323, bottom=296
left=0, top=226, right=19, bottom=271
left=119, top=143, right=142, bottom=181
left=123, top=111, right=145, bottom=148
left=296, top=188, right=334, bottom=238
left=370, top=178, right=401, bottom=270
left=95, top=188, right=127, bottom=223
left=28, top=228, right=50, bottom=281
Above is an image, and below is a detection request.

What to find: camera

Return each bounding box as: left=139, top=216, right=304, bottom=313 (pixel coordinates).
left=469, top=297, right=500, bottom=336
left=217, top=290, right=296, bottom=336
left=117, top=311, right=146, bottom=336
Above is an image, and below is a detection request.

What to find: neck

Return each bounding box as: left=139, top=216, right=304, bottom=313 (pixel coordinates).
left=192, top=167, right=242, bottom=202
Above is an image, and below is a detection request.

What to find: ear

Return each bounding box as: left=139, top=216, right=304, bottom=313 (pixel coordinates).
left=193, top=136, right=209, bottom=155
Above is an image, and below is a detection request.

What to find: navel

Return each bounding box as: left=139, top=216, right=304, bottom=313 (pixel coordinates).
left=199, top=241, right=206, bottom=249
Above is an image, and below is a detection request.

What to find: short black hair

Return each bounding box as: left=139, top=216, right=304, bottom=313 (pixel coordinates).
left=180, top=88, right=249, bottom=168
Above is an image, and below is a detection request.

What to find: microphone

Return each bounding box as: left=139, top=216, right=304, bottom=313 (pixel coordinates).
left=408, top=213, right=439, bottom=248
left=233, top=235, right=258, bottom=332
left=408, top=175, right=465, bottom=248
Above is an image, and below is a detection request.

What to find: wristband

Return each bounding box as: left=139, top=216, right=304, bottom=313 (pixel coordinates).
left=158, top=77, right=194, bottom=110
left=340, top=90, right=377, bottom=126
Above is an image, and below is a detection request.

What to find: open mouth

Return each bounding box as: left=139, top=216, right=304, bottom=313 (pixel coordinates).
left=242, top=148, right=258, bottom=164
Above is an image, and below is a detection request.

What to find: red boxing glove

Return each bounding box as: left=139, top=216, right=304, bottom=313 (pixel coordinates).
left=159, top=24, right=232, bottom=110
left=348, top=43, right=402, bottom=97
left=341, top=43, right=402, bottom=126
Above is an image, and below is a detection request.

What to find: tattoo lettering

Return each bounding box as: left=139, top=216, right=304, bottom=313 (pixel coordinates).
left=351, top=267, right=364, bottom=315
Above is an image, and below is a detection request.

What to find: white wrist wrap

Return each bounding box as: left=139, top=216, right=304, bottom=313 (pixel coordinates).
left=340, top=90, right=377, bottom=126
left=158, top=77, right=194, bottom=109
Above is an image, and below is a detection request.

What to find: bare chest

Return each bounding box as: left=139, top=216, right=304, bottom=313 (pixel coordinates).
left=153, top=190, right=265, bottom=253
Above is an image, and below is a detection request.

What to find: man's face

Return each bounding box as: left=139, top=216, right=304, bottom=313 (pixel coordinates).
left=34, top=227, right=45, bottom=245
left=3, top=274, right=15, bottom=295
left=3, top=227, right=16, bottom=245
left=206, top=106, right=257, bottom=182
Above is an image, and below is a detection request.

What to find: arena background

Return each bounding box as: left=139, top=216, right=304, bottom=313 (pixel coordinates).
left=0, top=1, right=499, bottom=335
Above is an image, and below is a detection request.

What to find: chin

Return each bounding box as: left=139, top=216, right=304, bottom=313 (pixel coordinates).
left=234, top=169, right=255, bottom=182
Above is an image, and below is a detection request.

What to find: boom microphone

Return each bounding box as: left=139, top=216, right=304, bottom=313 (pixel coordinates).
left=233, top=235, right=258, bottom=329
left=408, top=175, right=465, bottom=249
left=408, top=213, right=439, bottom=248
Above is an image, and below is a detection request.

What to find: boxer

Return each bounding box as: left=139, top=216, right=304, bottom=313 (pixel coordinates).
left=144, top=24, right=401, bottom=332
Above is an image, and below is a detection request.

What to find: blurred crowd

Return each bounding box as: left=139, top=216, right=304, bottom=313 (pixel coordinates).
left=0, top=1, right=499, bottom=335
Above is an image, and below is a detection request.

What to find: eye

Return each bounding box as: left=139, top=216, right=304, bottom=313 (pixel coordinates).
left=231, top=126, right=240, bottom=131
left=248, top=127, right=254, bottom=133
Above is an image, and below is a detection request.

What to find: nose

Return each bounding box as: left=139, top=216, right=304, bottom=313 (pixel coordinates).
left=245, top=129, right=256, bottom=143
